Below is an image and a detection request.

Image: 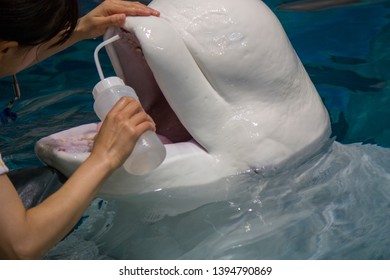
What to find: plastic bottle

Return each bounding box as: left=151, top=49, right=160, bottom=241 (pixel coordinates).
left=92, top=35, right=166, bottom=175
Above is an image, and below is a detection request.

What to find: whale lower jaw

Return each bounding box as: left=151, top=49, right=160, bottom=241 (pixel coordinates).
left=35, top=123, right=239, bottom=196
left=35, top=120, right=330, bottom=196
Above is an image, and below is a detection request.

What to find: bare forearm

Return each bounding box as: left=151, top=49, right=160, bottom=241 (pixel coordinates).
left=0, top=156, right=113, bottom=259
left=29, top=157, right=111, bottom=249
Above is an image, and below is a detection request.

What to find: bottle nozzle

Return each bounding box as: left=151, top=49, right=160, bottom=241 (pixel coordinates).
left=94, top=34, right=121, bottom=81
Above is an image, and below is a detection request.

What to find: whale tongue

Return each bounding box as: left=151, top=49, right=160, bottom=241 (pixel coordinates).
left=109, top=29, right=192, bottom=143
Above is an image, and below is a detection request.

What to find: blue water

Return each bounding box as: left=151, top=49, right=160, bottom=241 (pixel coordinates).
left=1, top=0, right=390, bottom=259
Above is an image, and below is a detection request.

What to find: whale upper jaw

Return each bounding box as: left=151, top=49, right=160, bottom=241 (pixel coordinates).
left=111, top=0, right=331, bottom=168
left=36, top=0, right=331, bottom=199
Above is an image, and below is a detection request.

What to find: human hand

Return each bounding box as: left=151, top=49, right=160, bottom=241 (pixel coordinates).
left=76, top=0, right=160, bottom=40
left=90, top=96, right=156, bottom=171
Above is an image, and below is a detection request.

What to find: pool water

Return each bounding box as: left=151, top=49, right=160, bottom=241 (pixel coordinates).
left=1, top=0, right=390, bottom=259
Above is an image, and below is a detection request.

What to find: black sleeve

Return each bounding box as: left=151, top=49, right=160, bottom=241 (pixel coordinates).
left=8, top=166, right=67, bottom=209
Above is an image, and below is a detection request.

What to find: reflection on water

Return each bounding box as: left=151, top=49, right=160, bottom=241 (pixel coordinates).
left=277, top=0, right=390, bottom=146
left=45, top=141, right=390, bottom=259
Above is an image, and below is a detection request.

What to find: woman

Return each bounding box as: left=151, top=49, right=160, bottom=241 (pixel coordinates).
left=0, top=0, right=159, bottom=259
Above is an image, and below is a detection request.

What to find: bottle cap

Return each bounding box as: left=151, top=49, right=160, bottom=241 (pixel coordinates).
left=92, top=76, right=125, bottom=100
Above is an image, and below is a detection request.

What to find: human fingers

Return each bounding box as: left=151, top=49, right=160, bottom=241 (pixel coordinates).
left=77, top=1, right=159, bottom=40
left=101, top=0, right=160, bottom=17
left=91, top=110, right=154, bottom=169
left=92, top=1, right=160, bottom=29
left=110, top=97, right=156, bottom=132
left=108, top=96, right=142, bottom=118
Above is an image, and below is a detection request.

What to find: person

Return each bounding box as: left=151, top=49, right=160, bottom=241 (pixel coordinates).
left=0, top=0, right=160, bottom=259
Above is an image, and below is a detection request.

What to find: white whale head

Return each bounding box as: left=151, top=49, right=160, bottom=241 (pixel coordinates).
left=35, top=0, right=330, bottom=207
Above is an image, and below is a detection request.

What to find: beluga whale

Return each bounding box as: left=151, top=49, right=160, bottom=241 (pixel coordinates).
left=35, top=0, right=331, bottom=212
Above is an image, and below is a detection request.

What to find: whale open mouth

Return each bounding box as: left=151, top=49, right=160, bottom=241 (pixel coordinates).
left=35, top=27, right=199, bottom=165
left=36, top=0, right=332, bottom=177
left=106, top=28, right=193, bottom=144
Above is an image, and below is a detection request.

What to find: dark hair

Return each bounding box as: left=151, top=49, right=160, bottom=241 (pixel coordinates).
left=0, top=0, right=79, bottom=47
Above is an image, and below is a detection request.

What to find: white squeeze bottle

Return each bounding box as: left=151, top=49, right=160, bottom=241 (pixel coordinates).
left=92, top=35, right=166, bottom=175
